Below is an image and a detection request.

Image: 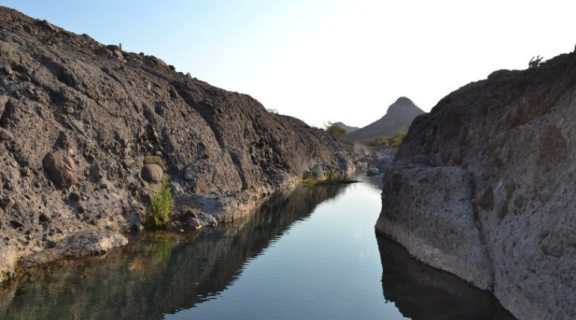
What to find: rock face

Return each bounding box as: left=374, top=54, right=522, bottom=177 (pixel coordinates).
left=354, top=145, right=395, bottom=173
left=376, top=53, right=576, bottom=320
left=0, top=7, right=353, bottom=280
left=347, top=97, right=425, bottom=142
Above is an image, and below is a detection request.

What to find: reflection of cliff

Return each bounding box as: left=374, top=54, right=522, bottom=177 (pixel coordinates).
left=358, top=174, right=384, bottom=192
left=377, top=236, right=515, bottom=320
left=0, top=185, right=344, bottom=320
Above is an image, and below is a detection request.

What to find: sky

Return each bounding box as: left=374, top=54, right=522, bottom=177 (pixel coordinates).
left=2, top=0, right=574, bottom=128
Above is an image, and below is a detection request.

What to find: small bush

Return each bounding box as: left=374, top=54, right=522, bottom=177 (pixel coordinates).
left=326, top=166, right=339, bottom=181
left=146, top=177, right=175, bottom=228
left=388, top=131, right=406, bottom=146
left=300, top=166, right=356, bottom=187
left=367, top=136, right=388, bottom=147
left=325, top=122, right=346, bottom=139
left=301, top=171, right=316, bottom=186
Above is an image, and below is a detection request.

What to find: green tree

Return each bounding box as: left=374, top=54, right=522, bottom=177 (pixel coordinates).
left=325, top=122, right=346, bottom=139
left=146, top=177, right=175, bottom=228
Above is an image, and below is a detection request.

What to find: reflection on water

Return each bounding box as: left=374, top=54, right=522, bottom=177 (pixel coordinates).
left=0, top=186, right=344, bottom=320
left=361, top=173, right=385, bottom=191
left=378, top=236, right=515, bottom=320
left=0, top=176, right=514, bottom=320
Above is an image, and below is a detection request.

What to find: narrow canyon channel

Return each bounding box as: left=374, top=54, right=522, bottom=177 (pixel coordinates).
left=0, top=175, right=514, bottom=320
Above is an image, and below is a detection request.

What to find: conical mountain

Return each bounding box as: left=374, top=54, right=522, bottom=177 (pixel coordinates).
left=347, top=97, right=425, bottom=142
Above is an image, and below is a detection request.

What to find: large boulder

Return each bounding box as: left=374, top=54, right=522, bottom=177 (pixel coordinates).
left=366, top=168, right=380, bottom=176
left=42, top=152, right=78, bottom=187
left=0, top=128, right=13, bottom=141
left=141, top=163, right=163, bottom=183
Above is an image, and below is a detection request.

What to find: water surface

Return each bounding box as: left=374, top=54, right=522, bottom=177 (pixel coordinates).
left=0, top=175, right=514, bottom=320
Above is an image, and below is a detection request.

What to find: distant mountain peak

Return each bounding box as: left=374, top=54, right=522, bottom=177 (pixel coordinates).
left=347, top=97, right=425, bottom=142
left=395, top=96, right=413, bottom=103
left=388, top=97, right=419, bottom=112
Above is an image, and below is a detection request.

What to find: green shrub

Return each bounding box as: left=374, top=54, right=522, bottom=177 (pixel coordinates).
left=388, top=131, right=406, bottom=147
left=367, top=136, right=388, bottom=147
left=325, top=122, right=346, bottom=139
left=367, top=131, right=407, bottom=147
left=146, top=177, right=175, bottom=228
left=300, top=166, right=356, bottom=187
left=326, top=166, right=339, bottom=181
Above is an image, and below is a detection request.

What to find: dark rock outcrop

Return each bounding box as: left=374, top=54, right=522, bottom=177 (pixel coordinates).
left=376, top=53, right=576, bottom=320
left=347, top=97, right=425, bottom=142
left=0, top=7, right=353, bottom=281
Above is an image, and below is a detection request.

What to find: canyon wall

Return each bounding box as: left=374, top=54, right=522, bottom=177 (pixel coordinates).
left=377, top=52, right=576, bottom=320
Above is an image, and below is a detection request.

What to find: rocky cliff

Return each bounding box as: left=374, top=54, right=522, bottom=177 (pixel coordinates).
left=347, top=97, right=424, bottom=142
left=376, top=52, right=576, bottom=320
left=0, top=7, right=353, bottom=282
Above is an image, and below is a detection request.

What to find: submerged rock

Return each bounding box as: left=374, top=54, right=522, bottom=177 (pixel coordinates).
left=366, top=168, right=380, bottom=176
left=19, top=228, right=128, bottom=267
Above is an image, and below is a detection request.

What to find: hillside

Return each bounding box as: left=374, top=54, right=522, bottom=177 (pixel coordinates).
left=377, top=52, right=576, bottom=319
left=347, top=97, right=424, bottom=142
left=333, top=122, right=359, bottom=134
left=0, top=7, right=354, bottom=281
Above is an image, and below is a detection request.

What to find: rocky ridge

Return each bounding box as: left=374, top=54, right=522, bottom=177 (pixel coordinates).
left=0, top=7, right=353, bottom=281
left=376, top=52, right=576, bottom=320
left=332, top=121, right=359, bottom=134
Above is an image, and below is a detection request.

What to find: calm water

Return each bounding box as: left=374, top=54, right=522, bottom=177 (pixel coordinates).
left=0, top=175, right=514, bottom=320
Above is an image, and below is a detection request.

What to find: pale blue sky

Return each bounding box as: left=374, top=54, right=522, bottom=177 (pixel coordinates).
left=2, top=1, right=575, bottom=127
